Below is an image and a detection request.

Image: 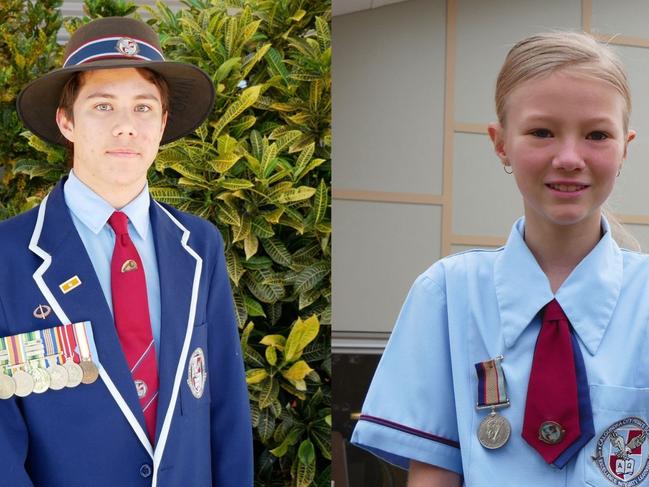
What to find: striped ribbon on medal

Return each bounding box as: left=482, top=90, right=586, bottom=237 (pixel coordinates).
left=41, top=329, right=58, bottom=367
left=24, top=331, right=44, bottom=367
left=72, top=322, right=92, bottom=361
left=475, top=355, right=509, bottom=408
left=6, top=336, right=20, bottom=375
left=13, top=335, right=28, bottom=372
left=0, top=336, right=9, bottom=372
left=62, top=324, right=80, bottom=363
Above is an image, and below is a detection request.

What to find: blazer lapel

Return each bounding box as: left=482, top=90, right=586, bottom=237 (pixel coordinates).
left=29, top=181, right=153, bottom=457
left=150, top=201, right=202, bottom=457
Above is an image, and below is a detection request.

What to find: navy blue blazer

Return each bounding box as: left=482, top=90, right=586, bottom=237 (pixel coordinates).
left=0, top=180, right=253, bottom=486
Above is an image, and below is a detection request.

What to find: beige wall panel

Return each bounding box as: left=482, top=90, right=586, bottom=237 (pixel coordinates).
left=332, top=0, right=445, bottom=194
left=332, top=200, right=441, bottom=332
left=454, top=0, right=581, bottom=123
left=452, top=133, right=523, bottom=236
left=606, top=45, right=649, bottom=215
left=624, top=224, right=649, bottom=252
left=591, top=0, right=649, bottom=38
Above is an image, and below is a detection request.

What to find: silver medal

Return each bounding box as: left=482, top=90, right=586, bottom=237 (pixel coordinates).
left=478, top=410, right=511, bottom=449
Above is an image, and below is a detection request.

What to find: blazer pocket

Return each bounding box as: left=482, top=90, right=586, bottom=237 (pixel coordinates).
left=584, top=384, right=649, bottom=487
left=180, top=321, right=211, bottom=415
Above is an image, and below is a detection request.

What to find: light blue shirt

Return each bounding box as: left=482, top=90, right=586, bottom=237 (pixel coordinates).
left=63, top=170, right=161, bottom=358
left=352, top=217, right=649, bottom=486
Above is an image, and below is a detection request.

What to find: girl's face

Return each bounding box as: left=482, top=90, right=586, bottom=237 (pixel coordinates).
left=489, top=70, right=635, bottom=234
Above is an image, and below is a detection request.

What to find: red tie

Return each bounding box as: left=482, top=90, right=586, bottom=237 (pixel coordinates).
left=522, top=299, right=580, bottom=464
left=108, top=211, right=158, bottom=443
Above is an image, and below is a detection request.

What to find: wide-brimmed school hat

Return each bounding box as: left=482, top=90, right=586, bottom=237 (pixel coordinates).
left=17, top=16, right=215, bottom=146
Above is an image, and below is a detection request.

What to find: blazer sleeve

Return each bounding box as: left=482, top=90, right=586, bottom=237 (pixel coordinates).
left=0, top=295, right=34, bottom=486
left=206, top=232, right=253, bottom=486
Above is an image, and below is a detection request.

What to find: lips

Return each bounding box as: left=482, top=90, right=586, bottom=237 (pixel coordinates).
left=106, top=148, right=139, bottom=157
left=546, top=183, right=588, bottom=192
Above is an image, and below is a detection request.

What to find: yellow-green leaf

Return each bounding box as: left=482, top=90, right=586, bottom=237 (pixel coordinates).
left=244, top=231, right=259, bottom=259
left=211, top=85, right=262, bottom=137
left=282, top=360, right=313, bottom=381
left=284, top=315, right=320, bottom=362
left=261, top=237, right=292, bottom=266
left=246, top=368, right=268, bottom=384
left=217, top=134, right=239, bottom=155
left=312, top=179, right=328, bottom=224
left=259, top=377, right=279, bottom=409
left=276, top=186, right=316, bottom=204
left=209, top=153, right=241, bottom=173
left=233, top=216, right=251, bottom=243
left=265, top=346, right=277, bottom=366
left=260, top=334, right=286, bottom=350
left=226, top=250, right=246, bottom=286
left=221, top=178, right=255, bottom=190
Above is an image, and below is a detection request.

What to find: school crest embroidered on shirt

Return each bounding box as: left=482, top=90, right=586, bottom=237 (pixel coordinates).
left=187, top=347, right=207, bottom=399
left=593, top=417, right=649, bottom=486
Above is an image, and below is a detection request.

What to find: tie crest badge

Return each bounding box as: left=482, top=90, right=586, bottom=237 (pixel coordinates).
left=121, top=259, right=138, bottom=273
left=593, top=417, right=649, bottom=486
left=187, top=348, right=207, bottom=399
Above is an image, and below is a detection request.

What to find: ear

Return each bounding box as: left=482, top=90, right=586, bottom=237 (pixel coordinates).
left=487, top=122, right=509, bottom=166
left=55, top=107, right=75, bottom=143
left=160, top=111, right=168, bottom=138
left=623, top=129, right=636, bottom=160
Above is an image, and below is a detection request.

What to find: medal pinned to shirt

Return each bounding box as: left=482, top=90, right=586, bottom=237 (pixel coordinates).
left=475, top=355, right=511, bottom=449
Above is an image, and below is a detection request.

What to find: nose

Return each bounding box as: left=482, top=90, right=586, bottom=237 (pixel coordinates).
left=112, top=110, right=137, bottom=138
left=552, top=138, right=585, bottom=171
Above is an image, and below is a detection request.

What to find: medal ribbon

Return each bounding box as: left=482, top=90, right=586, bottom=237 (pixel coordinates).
left=72, top=322, right=92, bottom=361
left=475, top=356, right=509, bottom=408
left=0, top=336, right=9, bottom=375
left=62, top=324, right=80, bottom=363
left=24, top=331, right=45, bottom=369
left=42, top=329, right=58, bottom=368
left=6, top=336, right=20, bottom=376
left=14, top=334, right=29, bottom=372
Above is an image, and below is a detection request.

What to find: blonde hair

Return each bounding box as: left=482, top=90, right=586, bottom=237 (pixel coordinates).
left=495, top=31, right=631, bottom=132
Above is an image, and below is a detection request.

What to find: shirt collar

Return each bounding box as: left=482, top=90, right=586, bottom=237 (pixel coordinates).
left=494, top=216, right=622, bottom=356
left=63, top=170, right=151, bottom=240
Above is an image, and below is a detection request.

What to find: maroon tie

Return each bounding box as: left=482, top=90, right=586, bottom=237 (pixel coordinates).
left=108, top=211, right=158, bottom=443
left=522, top=299, right=580, bottom=464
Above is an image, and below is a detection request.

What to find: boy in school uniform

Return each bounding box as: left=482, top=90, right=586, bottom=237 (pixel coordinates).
left=0, top=17, right=252, bottom=486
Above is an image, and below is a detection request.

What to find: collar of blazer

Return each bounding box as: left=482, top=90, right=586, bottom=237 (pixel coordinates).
left=28, top=178, right=204, bottom=482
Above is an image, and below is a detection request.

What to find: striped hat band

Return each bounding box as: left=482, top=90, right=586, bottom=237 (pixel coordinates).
left=63, top=36, right=165, bottom=68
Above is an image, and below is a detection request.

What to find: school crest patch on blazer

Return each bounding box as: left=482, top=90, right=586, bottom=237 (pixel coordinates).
left=187, top=347, right=207, bottom=399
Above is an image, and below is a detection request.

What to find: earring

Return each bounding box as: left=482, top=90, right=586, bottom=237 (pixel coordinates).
left=503, top=165, right=513, bottom=175
left=617, top=168, right=621, bottom=177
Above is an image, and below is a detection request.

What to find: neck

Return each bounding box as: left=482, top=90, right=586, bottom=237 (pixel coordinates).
left=523, top=212, right=602, bottom=294
left=71, top=169, right=146, bottom=209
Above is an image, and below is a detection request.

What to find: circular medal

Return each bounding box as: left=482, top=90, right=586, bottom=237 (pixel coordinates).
left=30, top=366, right=51, bottom=394
left=46, top=364, right=69, bottom=391
left=64, top=360, right=83, bottom=388
left=79, top=360, right=99, bottom=384
left=0, top=373, right=16, bottom=399
left=13, top=369, right=34, bottom=397
left=478, top=411, right=511, bottom=449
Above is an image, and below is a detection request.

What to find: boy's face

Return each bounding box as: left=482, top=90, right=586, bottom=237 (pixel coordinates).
left=56, top=67, right=167, bottom=202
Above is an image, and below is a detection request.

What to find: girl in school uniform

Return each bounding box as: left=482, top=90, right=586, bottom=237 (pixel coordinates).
left=351, top=32, right=649, bottom=486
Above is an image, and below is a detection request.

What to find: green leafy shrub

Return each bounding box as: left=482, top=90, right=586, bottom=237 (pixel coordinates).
left=0, top=1, right=331, bottom=486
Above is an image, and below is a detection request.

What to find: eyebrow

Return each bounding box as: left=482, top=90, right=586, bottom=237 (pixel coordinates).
left=84, top=93, right=160, bottom=102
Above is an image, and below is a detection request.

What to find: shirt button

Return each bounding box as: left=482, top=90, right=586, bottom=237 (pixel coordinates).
left=140, top=464, right=152, bottom=478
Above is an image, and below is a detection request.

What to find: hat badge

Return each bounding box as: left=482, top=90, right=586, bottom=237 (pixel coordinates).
left=116, top=37, right=139, bottom=56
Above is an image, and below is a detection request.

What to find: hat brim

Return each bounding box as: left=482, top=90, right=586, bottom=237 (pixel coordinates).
left=16, top=59, right=215, bottom=147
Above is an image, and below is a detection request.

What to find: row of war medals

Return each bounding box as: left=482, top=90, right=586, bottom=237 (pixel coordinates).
left=0, top=323, right=99, bottom=399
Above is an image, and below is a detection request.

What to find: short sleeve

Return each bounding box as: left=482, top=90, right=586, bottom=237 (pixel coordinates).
left=351, top=270, right=462, bottom=474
